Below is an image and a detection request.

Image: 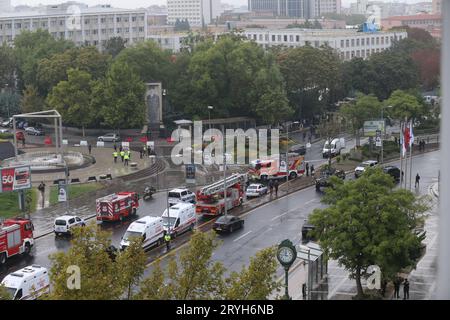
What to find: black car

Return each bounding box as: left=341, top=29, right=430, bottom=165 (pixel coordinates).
left=301, top=222, right=316, bottom=244
left=213, top=216, right=244, bottom=233
left=383, top=165, right=401, bottom=182
left=289, top=144, right=306, bottom=155
left=315, top=167, right=345, bottom=191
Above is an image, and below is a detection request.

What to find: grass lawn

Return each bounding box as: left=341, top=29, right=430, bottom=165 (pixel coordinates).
left=49, top=182, right=104, bottom=205
left=0, top=188, right=37, bottom=219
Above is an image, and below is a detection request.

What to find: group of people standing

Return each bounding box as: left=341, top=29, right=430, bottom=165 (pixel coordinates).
left=393, top=277, right=410, bottom=300
left=305, top=162, right=315, bottom=177
left=112, top=144, right=131, bottom=166
left=268, top=179, right=279, bottom=196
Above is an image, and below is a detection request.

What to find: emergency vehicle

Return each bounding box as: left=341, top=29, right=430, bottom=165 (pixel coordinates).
left=248, top=154, right=305, bottom=181
left=96, top=192, right=139, bottom=222
left=1, top=265, right=50, bottom=300
left=120, top=216, right=165, bottom=250
left=162, top=203, right=196, bottom=237
left=195, top=173, right=246, bottom=217
left=0, top=218, right=34, bottom=265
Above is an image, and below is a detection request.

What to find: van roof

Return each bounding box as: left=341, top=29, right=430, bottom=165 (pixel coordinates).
left=162, top=203, right=193, bottom=217
left=169, top=188, right=189, bottom=193
left=127, top=216, right=162, bottom=232
left=1, top=265, right=48, bottom=289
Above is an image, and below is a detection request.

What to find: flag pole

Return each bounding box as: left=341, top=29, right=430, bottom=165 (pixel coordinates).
left=409, top=119, right=413, bottom=191
left=399, top=121, right=403, bottom=187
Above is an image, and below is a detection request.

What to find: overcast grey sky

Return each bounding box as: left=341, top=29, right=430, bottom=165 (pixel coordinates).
left=9, top=0, right=430, bottom=10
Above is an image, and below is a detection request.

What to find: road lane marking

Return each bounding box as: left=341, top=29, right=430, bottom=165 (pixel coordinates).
left=305, top=199, right=316, bottom=205
left=271, top=211, right=290, bottom=221
left=233, top=231, right=253, bottom=242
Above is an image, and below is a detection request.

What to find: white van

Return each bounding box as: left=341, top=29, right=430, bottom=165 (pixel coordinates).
left=162, top=203, right=196, bottom=237
left=168, top=188, right=196, bottom=206
left=1, top=265, right=50, bottom=300
left=323, top=138, right=346, bottom=158
left=120, top=216, right=165, bottom=250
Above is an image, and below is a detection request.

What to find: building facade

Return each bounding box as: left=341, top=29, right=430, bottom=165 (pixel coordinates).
left=167, top=0, right=222, bottom=26
left=248, top=0, right=340, bottom=19
left=382, top=13, right=442, bottom=38
left=242, top=28, right=407, bottom=60
left=0, top=6, right=187, bottom=51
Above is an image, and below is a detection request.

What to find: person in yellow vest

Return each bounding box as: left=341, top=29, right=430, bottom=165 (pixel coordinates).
left=164, top=233, right=171, bottom=251
left=127, top=149, right=131, bottom=159
left=113, top=151, right=118, bottom=163
left=124, top=153, right=129, bottom=166
left=120, top=150, right=125, bottom=162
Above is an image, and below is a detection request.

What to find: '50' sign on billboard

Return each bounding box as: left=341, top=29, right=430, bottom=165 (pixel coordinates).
left=0, top=167, right=31, bottom=193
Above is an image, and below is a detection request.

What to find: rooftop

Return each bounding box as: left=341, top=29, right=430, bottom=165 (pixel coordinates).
left=383, top=13, right=442, bottom=21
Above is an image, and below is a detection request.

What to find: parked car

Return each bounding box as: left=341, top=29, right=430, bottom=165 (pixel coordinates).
left=1, top=117, right=12, bottom=127
left=383, top=165, right=401, bottom=182
left=53, top=215, right=86, bottom=236
left=315, top=167, right=346, bottom=191
left=0, top=128, right=9, bottom=133
left=245, top=183, right=268, bottom=198
left=289, top=144, right=306, bottom=155
left=301, top=221, right=316, bottom=244
left=25, top=127, right=44, bottom=136
left=97, top=133, right=120, bottom=142
left=213, top=215, right=244, bottom=234
left=17, top=121, right=28, bottom=129
left=354, top=160, right=378, bottom=178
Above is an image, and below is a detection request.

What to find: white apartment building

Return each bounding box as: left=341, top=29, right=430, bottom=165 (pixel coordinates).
left=242, top=28, right=407, bottom=60
left=167, top=0, right=221, bottom=26
left=0, top=5, right=188, bottom=51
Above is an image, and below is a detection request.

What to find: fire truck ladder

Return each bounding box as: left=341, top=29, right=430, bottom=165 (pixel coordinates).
left=200, top=173, right=247, bottom=196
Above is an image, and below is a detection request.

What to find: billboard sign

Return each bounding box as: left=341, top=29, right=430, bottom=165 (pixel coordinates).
left=0, top=166, right=32, bottom=193
left=363, top=120, right=385, bottom=137
left=375, top=130, right=382, bottom=147
left=58, top=180, right=67, bottom=202
left=186, top=164, right=196, bottom=184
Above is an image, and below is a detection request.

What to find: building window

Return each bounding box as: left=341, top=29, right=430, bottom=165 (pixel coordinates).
left=284, top=35, right=287, bottom=42
left=356, top=39, right=360, bottom=46
left=259, top=34, right=263, bottom=41
left=289, top=35, right=293, bottom=42
left=341, top=39, right=344, bottom=47
left=272, top=35, right=275, bottom=41
left=277, top=35, right=281, bottom=42
left=351, top=39, right=354, bottom=47
left=296, top=35, right=300, bottom=42
left=371, top=37, right=375, bottom=45
left=346, top=39, right=349, bottom=47
left=376, top=37, right=379, bottom=45
left=362, top=38, right=365, bottom=46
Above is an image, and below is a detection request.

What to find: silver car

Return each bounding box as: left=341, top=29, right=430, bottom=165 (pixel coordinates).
left=97, top=133, right=120, bottom=142
left=246, top=183, right=268, bottom=198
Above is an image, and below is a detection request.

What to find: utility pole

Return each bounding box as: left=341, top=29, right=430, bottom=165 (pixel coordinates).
left=222, top=125, right=227, bottom=217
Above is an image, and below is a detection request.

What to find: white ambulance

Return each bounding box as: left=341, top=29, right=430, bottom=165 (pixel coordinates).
left=161, top=203, right=196, bottom=238
left=1, top=265, right=50, bottom=300
left=120, top=216, right=165, bottom=250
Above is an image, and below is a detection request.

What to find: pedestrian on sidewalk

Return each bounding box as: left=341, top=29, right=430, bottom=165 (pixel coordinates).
left=113, top=151, right=118, bottom=163
left=113, top=142, right=117, bottom=151
left=119, top=145, right=123, bottom=153
left=88, top=143, right=92, bottom=155
left=302, top=283, right=307, bottom=300
left=306, top=162, right=310, bottom=176
left=124, top=153, right=129, bottom=166
left=139, top=149, right=143, bottom=159
left=393, top=277, right=401, bottom=299
left=127, top=149, right=131, bottom=160
left=403, top=278, right=410, bottom=300
left=422, top=140, right=426, bottom=151
left=303, top=132, right=306, bottom=141
left=310, top=164, right=315, bottom=177
left=38, top=181, right=46, bottom=208
left=120, top=150, right=125, bottom=162
left=274, top=179, right=279, bottom=197
left=415, top=173, right=420, bottom=188
left=22, top=137, right=25, bottom=148
left=268, top=180, right=274, bottom=195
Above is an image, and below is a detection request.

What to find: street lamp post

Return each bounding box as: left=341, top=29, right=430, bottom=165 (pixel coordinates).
left=380, top=106, right=392, bottom=164
left=207, top=106, right=213, bottom=132
left=222, top=124, right=227, bottom=218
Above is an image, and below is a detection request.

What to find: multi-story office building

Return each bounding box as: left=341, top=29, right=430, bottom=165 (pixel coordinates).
left=242, top=28, right=407, bottom=60
left=0, top=5, right=186, bottom=51
left=167, top=0, right=222, bottom=26
left=247, top=0, right=340, bottom=19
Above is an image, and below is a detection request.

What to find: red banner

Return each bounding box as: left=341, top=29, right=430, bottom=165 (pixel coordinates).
left=44, top=136, right=52, bottom=145
left=1, top=168, right=15, bottom=192
left=139, top=136, right=148, bottom=143
left=125, top=137, right=133, bottom=143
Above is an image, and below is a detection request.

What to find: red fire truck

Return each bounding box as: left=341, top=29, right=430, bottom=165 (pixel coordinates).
left=248, top=154, right=305, bottom=181
left=195, top=173, right=246, bottom=217
left=0, top=218, right=34, bottom=265
left=96, top=192, right=140, bottom=222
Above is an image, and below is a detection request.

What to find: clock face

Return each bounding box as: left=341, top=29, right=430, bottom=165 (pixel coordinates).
left=278, top=247, right=294, bottom=264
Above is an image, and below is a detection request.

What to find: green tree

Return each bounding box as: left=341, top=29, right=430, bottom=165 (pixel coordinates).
left=47, top=223, right=124, bottom=300
left=385, top=89, right=424, bottom=121
left=224, top=246, right=281, bottom=299
left=340, top=93, right=382, bottom=146
left=102, top=61, right=146, bottom=130
left=255, top=88, right=293, bottom=126
left=0, top=44, right=16, bottom=89
left=0, top=90, right=21, bottom=118
left=14, top=30, right=74, bottom=91
left=21, top=85, right=44, bottom=114
left=104, top=37, right=127, bottom=58
left=0, top=283, right=12, bottom=300
left=116, top=238, right=147, bottom=300
left=135, top=262, right=172, bottom=300
left=309, top=168, right=429, bottom=298
left=277, top=45, right=341, bottom=120
left=46, top=68, right=96, bottom=135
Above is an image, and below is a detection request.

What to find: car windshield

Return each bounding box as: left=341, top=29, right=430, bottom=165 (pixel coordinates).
left=123, top=231, right=142, bottom=241
left=247, top=185, right=258, bottom=190
left=216, top=216, right=232, bottom=224
left=324, top=143, right=331, bottom=149
left=162, top=216, right=177, bottom=227
left=168, top=192, right=181, bottom=198
left=55, top=220, right=67, bottom=226
left=5, top=287, right=16, bottom=299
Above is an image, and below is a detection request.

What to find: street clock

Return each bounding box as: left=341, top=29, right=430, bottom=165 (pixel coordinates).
left=277, top=239, right=297, bottom=268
